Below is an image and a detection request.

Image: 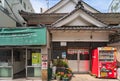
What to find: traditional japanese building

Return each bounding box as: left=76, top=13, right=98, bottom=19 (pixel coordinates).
left=20, top=0, right=120, bottom=80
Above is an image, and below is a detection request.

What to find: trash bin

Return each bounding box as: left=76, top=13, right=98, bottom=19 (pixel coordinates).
left=117, top=68, right=120, bottom=80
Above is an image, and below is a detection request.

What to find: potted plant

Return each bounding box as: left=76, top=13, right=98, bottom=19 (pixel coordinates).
left=55, top=72, right=64, bottom=81
left=56, top=75, right=61, bottom=81
left=62, top=74, right=69, bottom=81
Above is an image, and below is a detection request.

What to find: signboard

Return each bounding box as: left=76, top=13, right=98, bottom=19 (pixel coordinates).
left=60, top=41, right=67, bottom=46
left=62, top=52, right=66, bottom=58
left=42, top=55, right=48, bottom=61
left=32, top=53, right=41, bottom=66
left=67, top=49, right=89, bottom=54
left=42, top=62, right=48, bottom=69
left=0, top=27, right=47, bottom=46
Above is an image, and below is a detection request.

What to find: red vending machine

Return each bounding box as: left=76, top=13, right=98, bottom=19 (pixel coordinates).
left=91, top=47, right=117, bottom=78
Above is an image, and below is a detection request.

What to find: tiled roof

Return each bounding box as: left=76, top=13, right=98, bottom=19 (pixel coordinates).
left=49, top=26, right=120, bottom=31
left=93, top=13, right=120, bottom=25
left=51, top=7, right=106, bottom=26
left=20, top=11, right=67, bottom=25
left=20, top=11, right=120, bottom=26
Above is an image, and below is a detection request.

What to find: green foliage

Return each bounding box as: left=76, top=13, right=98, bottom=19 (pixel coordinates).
left=53, top=59, right=68, bottom=68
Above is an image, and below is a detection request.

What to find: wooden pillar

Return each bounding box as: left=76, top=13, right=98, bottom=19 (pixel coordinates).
left=41, top=54, right=48, bottom=81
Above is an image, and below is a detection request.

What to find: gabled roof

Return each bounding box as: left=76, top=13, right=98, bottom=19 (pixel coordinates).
left=20, top=11, right=120, bottom=26
left=51, top=8, right=107, bottom=27
left=45, top=0, right=99, bottom=13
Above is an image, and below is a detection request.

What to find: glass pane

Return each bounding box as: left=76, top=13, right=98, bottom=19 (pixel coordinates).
left=0, top=67, right=12, bottom=77
left=99, top=50, right=114, bottom=62
left=80, top=54, right=89, bottom=60
left=67, top=54, right=77, bottom=60
left=0, top=50, right=12, bottom=66
left=27, top=49, right=41, bottom=66
left=27, top=67, right=41, bottom=77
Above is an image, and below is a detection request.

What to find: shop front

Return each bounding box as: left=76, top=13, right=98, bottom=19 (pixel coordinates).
left=0, top=27, right=47, bottom=80
left=50, top=28, right=112, bottom=73
left=52, top=42, right=107, bottom=73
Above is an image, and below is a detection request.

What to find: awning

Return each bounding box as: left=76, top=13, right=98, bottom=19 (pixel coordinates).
left=0, top=27, right=47, bottom=46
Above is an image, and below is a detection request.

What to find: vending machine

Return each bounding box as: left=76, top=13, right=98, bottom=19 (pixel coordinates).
left=91, top=47, right=117, bottom=78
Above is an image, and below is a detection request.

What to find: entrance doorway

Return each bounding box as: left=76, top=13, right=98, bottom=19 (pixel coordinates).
left=13, top=48, right=42, bottom=79
left=26, top=48, right=42, bottom=79
left=13, top=48, right=26, bottom=79
left=67, top=48, right=90, bottom=73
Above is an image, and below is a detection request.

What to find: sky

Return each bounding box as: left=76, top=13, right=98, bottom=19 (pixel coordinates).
left=30, top=0, right=113, bottom=13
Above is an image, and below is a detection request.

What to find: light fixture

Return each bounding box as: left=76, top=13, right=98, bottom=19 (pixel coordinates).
left=90, top=32, right=93, bottom=39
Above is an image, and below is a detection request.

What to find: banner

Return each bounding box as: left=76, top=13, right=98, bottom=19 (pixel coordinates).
left=32, top=53, right=41, bottom=66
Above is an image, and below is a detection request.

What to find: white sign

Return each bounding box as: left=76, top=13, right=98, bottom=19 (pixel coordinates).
left=42, top=62, right=48, bottom=69
left=60, top=41, right=67, bottom=46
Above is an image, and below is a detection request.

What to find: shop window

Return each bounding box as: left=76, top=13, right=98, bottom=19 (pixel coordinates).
left=0, top=50, right=12, bottom=66
left=67, top=54, right=77, bottom=60
left=52, top=50, right=66, bottom=59
left=27, top=49, right=41, bottom=66
left=80, top=54, right=89, bottom=60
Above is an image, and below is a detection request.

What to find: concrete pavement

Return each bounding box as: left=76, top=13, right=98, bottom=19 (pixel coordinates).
left=0, top=74, right=119, bottom=81
left=51, top=74, right=119, bottom=81
left=0, top=79, right=42, bottom=81
left=71, top=74, right=119, bottom=81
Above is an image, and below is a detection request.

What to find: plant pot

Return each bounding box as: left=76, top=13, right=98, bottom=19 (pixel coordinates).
left=62, top=78, right=69, bottom=81
left=56, top=76, right=61, bottom=81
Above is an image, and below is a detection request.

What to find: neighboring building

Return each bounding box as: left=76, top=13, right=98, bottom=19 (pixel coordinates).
left=0, top=27, right=48, bottom=80
left=108, top=0, right=120, bottom=66
left=108, top=0, right=120, bottom=12
left=0, top=0, right=34, bottom=27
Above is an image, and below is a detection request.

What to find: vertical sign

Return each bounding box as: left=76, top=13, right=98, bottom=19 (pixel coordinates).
left=42, top=55, right=48, bottom=69
left=42, top=62, right=48, bottom=69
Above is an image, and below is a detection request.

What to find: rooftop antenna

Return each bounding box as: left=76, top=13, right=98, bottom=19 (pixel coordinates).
left=46, top=0, right=49, bottom=9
